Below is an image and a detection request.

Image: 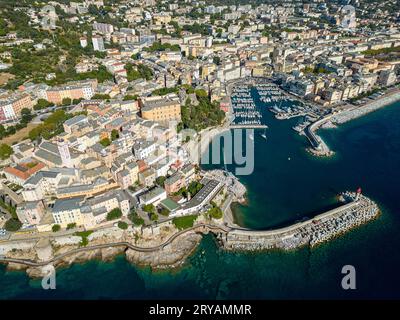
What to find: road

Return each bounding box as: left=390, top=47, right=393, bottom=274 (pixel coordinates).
left=0, top=223, right=230, bottom=267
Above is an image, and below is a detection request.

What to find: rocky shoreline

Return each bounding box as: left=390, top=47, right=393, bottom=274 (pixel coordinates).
left=1, top=221, right=205, bottom=279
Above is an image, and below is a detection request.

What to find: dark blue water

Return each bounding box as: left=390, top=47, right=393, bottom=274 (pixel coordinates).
left=1, top=97, right=400, bottom=299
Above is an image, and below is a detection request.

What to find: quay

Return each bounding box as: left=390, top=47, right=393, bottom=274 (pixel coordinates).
left=229, top=124, right=268, bottom=129
left=304, top=114, right=334, bottom=157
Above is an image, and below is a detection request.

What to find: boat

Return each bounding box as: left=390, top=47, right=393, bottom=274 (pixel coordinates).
left=249, top=133, right=254, bottom=141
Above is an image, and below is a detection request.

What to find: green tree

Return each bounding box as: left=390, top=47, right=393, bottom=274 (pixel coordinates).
left=20, top=108, right=33, bottom=124
left=52, top=224, right=61, bottom=232
left=117, top=221, right=128, bottom=230
left=159, top=207, right=170, bottom=217
left=66, top=223, right=76, bottom=230
left=62, top=98, right=72, bottom=106
left=143, top=204, right=155, bottom=214
left=0, top=144, right=13, bottom=160
left=111, top=129, right=119, bottom=141
left=99, top=137, right=111, bottom=147
left=149, top=212, right=158, bottom=221
left=34, top=99, right=53, bottom=111
left=128, top=209, right=144, bottom=226
left=155, top=176, right=166, bottom=187
left=188, top=181, right=203, bottom=197
left=4, top=218, right=22, bottom=232
left=106, top=208, right=122, bottom=221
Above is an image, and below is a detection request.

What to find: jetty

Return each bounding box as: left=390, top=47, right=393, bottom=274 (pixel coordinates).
left=304, top=114, right=334, bottom=157
left=221, top=192, right=379, bottom=251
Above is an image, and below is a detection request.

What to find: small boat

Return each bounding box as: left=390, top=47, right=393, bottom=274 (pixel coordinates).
left=249, top=134, right=254, bottom=141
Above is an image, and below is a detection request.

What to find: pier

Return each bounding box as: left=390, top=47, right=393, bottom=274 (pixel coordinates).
left=220, top=192, right=379, bottom=251
left=304, top=115, right=334, bottom=157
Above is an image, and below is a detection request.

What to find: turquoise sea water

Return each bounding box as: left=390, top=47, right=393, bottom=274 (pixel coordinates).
left=1, top=96, right=400, bottom=299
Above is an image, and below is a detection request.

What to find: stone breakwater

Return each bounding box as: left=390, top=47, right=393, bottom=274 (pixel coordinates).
left=330, top=90, right=400, bottom=125
left=221, top=193, right=380, bottom=251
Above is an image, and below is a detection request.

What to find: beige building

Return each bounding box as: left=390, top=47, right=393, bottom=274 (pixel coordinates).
left=140, top=94, right=181, bottom=122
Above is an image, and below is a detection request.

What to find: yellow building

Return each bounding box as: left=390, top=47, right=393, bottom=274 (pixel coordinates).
left=140, top=94, right=181, bottom=122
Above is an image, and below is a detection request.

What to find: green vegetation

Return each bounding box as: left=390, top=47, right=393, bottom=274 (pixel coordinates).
left=4, top=218, right=22, bottom=232
left=180, top=88, right=225, bottom=131
left=187, top=181, right=203, bottom=198
left=128, top=210, right=144, bottom=227
left=159, top=207, right=170, bottom=217
left=92, top=93, right=111, bottom=100
left=172, top=215, right=197, bottom=230
left=111, top=129, right=119, bottom=141
left=182, top=22, right=211, bottom=36
left=152, top=87, right=179, bottom=96
left=144, top=41, right=180, bottom=52
left=207, top=202, right=223, bottom=219
left=99, top=137, right=111, bottom=147
left=143, top=204, right=156, bottom=214
left=66, top=223, right=76, bottom=230
left=302, top=66, right=332, bottom=74
left=149, top=212, right=158, bottom=221
left=0, top=108, right=34, bottom=141
left=362, top=46, right=400, bottom=57
left=117, top=221, right=128, bottom=230
left=52, top=224, right=61, bottom=232
left=106, top=208, right=122, bottom=221
left=0, top=143, right=13, bottom=160
left=173, top=186, right=188, bottom=198
left=28, top=109, right=73, bottom=141
left=123, top=94, right=138, bottom=101
left=75, top=230, right=93, bottom=247
left=126, top=63, right=154, bottom=81
left=155, top=176, right=166, bottom=187
left=62, top=98, right=72, bottom=106
left=0, top=199, right=16, bottom=218
left=33, top=99, right=54, bottom=111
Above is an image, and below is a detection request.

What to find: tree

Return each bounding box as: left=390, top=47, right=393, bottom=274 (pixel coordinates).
left=66, top=223, right=76, bottom=230
left=128, top=212, right=144, bottom=226
left=0, top=144, right=13, bottom=160
left=20, top=108, right=33, bottom=124
left=99, top=137, right=111, bottom=147
left=149, top=212, right=158, bottom=221
left=0, top=125, right=6, bottom=138
left=34, top=99, right=53, bottom=111
left=188, top=181, right=203, bottom=197
left=207, top=205, right=223, bottom=220
left=111, top=129, right=119, bottom=141
left=4, top=218, right=22, bottom=232
left=62, top=98, right=72, bottom=106
left=123, top=95, right=138, bottom=101
left=52, top=224, right=61, bottom=232
left=106, top=208, right=122, bottom=221
left=143, top=204, right=155, bottom=214
left=117, top=221, right=128, bottom=230
left=159, top=207, right=170, bottom=217
left=155, top=176, right=166, bottom=187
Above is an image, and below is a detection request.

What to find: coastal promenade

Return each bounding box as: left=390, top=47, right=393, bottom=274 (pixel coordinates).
left=0, top=193, right=379, bottom=269
left=0, top=223, right=230, bottom=267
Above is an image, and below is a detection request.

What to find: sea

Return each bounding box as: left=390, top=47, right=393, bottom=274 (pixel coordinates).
left=1, top=90, right=400, bottom=299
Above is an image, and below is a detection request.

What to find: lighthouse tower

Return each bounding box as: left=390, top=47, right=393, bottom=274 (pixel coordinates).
left=57, top=139, right=73, bottom=168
